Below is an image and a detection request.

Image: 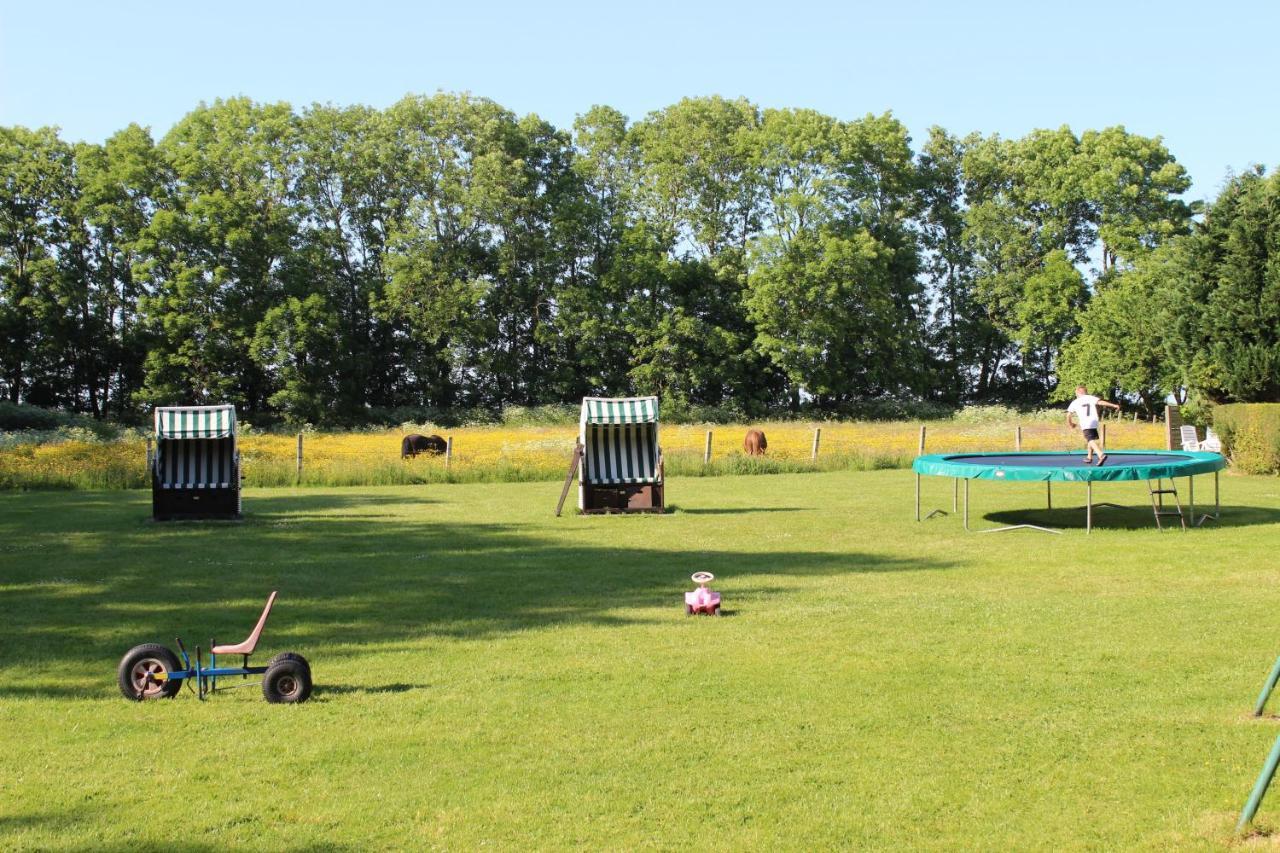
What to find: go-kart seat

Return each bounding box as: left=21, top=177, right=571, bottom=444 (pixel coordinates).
left=210, top=591, right=277, bottom=656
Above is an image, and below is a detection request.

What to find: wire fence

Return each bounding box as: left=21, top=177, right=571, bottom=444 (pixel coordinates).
left=0, top=415, right=1169, bottom=490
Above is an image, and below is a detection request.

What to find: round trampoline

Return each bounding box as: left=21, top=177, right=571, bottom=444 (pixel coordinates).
left=912, top=450, right=1226, bottom=533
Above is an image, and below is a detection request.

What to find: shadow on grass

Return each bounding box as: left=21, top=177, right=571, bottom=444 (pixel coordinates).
left=982, top=503, right=1280, bottom=531
left=316, top=683, right=427, bottom=696
left=0, top=489, right=955, bottom=683
left=0, top=805, right=102, bottom=839
left=673, top=507, right=804, bottom=515
left=0, top=684, right=111, bottom=700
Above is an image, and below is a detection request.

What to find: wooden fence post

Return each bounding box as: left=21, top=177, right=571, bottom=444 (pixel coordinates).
left=918, top=425, right=926, bottom=455
left=1165, top=405, right=1181, bottom=450
left=295, top=433, right=303, bottom=484
left=445, top=436, right=453, bottom=470
left=704, top=430, right=713, bottom=465
left=1101, top=423, right=1108, bottom=449
left=1015, top=426, right=1022, bottom=452
left=811, top=427, right=822, bottom=460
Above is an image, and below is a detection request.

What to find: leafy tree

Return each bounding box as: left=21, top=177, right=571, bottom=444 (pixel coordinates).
left=747, top=110, right=924, bottom=407
left=1057, top=247, right=1183, bottom=408
left=959, top=126, right=1191, bottom=401
left=551, top=106, right=647, bottom=397
left=627, top=97, right=772, bottom=407
left=746, top=227, right=907, bottom=400
left=1078, top=127, right=1193, bottom=270
left=75, top=124, right=164, bottom=418
left=0, top=126, right=73, bottom=404
left=379, top=93, right=563, bottom=408
left=0, top=97, right=1211, bottom=422
left=1168, top=167, right=1280, bottom=402
left=632, top=96, right=763, bottom=262
left=292, top=102, right=451, bottom=416
left=1016, top=249, right=1088, bottom=385
left=917, top=127, right=1006, bottom=402
left=249, top=294, right=345, bottom=424
left=138, top=98, right=301, bottom=409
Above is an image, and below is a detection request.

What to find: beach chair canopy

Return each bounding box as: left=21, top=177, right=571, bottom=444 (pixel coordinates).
left=154, top=405, right=238, bottom=489
left=579, top=396, right=661, bottom=485
left=156, top=405, right=236, bottom=439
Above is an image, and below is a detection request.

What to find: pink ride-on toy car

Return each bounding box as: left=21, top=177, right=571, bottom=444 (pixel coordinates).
left=685, top=571, right=722, bottom=616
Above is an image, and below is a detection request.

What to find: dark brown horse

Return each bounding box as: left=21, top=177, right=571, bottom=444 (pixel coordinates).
left=743, top=429, right=767, bottom=456
left=401, top=434, right=447, bottom=458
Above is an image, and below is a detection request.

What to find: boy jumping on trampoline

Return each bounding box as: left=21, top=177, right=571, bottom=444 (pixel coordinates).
left=1066, top=385, right=1121, bottom=465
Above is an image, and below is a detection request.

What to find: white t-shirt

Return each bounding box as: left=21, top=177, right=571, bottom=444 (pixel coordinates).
left=1068, top=395, right=1101, bottom=430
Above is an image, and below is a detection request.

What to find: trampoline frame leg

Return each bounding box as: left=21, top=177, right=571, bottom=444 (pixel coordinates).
left=915, top=472, right=949, bottom=520
left=1196, top=471, right=1221, bottom=527
left=1254, top=654, right=1280, bottom=717
left=1238, top=733, right=1280, bottom=832
left=963, top=477, right=1061, bottom=535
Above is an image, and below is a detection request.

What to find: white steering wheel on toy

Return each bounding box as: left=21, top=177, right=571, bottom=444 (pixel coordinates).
left=691, top=571, right=715, bottom=585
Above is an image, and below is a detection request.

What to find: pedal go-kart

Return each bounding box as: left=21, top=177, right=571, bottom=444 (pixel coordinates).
left=685, top=571, right=722, bottom=616
left=117, top=590, right=312, bottom=704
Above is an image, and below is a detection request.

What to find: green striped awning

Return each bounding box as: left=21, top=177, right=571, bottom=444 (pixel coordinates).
left=155, top=405, right=237, bottom=439
left=155, top=439, right=237, bottom=488
left=583, top=422, right=661, bottom=484
left=580, top=396, right=659, bottom=425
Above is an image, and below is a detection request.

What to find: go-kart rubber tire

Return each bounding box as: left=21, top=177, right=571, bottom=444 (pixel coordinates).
left=267, top=651, right=311, bottom=675
left=263, top=657, right=313, bottom=704
left=118, top=643, right=182, bottom=701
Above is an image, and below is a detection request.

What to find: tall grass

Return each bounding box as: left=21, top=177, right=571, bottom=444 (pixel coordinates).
left=0, top=416, right=1166, bottom=490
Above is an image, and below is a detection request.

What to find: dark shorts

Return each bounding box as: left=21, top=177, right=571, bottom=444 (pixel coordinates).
left=1082, top=428, right=1099, bottom=441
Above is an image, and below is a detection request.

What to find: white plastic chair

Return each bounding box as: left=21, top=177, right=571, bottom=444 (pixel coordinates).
left=1201, top=427, right=1222, bottom=453
left=1179, top=425, right=1201, bottom=451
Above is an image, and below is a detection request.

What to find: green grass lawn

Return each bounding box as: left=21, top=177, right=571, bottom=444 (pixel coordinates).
left=4, top=470, right=1280, bottom=850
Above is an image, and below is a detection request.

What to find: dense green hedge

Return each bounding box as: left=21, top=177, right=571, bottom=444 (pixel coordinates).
left=0, top=402, right=123, bottom=437
left=1214, top=404, right=1280, bottom=474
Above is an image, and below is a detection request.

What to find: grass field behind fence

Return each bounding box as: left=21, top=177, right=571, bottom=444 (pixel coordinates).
left=3, top=470, right=1280, bottom=849
left=0, top=418, right=1167, bottom=490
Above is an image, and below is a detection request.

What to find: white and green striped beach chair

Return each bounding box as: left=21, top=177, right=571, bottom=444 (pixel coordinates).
left=559, top=396, right=665, bottom=514
left=151, top=405, right=241, bottom=520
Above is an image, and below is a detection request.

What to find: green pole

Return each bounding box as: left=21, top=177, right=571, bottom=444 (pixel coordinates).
left=1255, top=656, right=1280, bottom=717
left=1238, top=733, right=1280, bottom=832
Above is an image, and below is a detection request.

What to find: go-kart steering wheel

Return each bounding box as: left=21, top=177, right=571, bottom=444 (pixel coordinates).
left=691, top=571, right=715, bottom=584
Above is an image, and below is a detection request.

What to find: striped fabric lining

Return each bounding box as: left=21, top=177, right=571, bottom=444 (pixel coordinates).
left=583, top=423, right=660, bottom=484
left=581, top=397, right=658, bottom=425
left=155, top=406, right=236, bottom=439
left=156, top=439, right=236, bottom=488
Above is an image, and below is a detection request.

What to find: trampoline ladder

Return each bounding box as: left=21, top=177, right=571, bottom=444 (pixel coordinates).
left=1147, top=477, right=1186, bottom=531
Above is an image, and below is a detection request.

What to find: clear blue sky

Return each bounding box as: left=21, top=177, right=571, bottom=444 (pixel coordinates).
left=2, top=0, right=1276, bottom=201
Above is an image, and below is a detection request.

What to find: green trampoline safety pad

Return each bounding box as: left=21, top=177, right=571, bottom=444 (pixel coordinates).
left=912, top=450, right=1226, bottom=483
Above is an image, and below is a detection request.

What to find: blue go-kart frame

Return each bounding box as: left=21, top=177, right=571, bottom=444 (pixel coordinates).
left=117, top=591, right=312, bottom=704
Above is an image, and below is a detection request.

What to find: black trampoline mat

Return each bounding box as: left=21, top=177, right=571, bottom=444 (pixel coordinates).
left=943, top=453, right=1192, bottom=469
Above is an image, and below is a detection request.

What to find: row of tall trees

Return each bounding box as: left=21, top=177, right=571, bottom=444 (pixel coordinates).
left=1059, top=166, right=1280, bottom=410
left=2, top=93, right=1261, bottom=424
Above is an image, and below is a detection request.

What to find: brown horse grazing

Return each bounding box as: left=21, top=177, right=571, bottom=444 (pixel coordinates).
left=401, top=434, right=447, bottom=458
left=743, top=429, right=767, bottom=456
